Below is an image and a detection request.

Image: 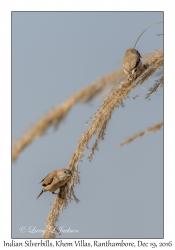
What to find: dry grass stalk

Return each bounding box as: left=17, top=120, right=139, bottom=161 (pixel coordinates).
left=43, top=50, right=163, bottom=238
left=100, top=69, right=126, bottom=98
left=133, top=94, right=140, bottom=99
left=42, top=187, right=67, bottom=238
left=146, top=76, right=163, bottom=99
left=86, top=51, right=163, bottom=160
left=101, top=53, right=160, bottom=99
left=118, top=122, right=163, bottom=147
left=12, top=70, right=125, bottom=162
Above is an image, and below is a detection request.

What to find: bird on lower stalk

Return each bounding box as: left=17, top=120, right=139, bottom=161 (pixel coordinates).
left=37, top=168, right=72, bottom=199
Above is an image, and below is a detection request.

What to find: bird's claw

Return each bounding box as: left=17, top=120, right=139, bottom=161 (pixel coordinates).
left=143, top=64, right=148, bottom=69
left=52, top=192, right=59, bottom=195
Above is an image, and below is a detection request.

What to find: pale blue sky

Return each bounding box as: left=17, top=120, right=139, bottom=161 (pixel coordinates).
left=12, top=12, right=163, bottom=238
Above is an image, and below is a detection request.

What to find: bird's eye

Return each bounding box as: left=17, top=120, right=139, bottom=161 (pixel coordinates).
left=64, top=171, right=67, bottom=174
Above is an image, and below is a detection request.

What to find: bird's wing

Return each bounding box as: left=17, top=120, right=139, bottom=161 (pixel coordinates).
left=123, top=53, right=140, bottom=72
left=133, top=54, right=140, bottom=69
left=40, top=170, right=57, bottom=186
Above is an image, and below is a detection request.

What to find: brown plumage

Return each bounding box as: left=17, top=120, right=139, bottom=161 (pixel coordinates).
left=37, top=168, right=72, bottom=199
left=122, top=48, right=144, bottom=80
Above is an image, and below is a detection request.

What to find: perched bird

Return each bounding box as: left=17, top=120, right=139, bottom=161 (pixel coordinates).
left=37, top=168, right=72, bottom=199
left=122, top=22, right=163, bottom=81
left=122, top=48, right=145, bottom=80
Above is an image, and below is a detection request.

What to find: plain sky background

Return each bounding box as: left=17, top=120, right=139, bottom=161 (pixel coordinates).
left=12, top=12, right=163, bottom=239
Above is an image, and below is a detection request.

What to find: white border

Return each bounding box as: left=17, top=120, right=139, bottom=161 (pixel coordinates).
left=0, top=1, right=174, bottom=249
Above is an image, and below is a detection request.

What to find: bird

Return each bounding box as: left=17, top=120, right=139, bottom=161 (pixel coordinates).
left=37, top=168, right=72, bottom=199
left=122, top=22, right=163, bottom=81
left=122, top=48, right=146, bottom=80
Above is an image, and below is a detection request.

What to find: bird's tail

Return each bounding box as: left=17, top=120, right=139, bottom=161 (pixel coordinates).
left=37, top=189, right=44, bottom=199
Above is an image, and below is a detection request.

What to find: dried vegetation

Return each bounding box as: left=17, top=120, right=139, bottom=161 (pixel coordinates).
left=118, top=122, right=163, bottom=147
left=42, top=50, right=163, bottom=238
left=12, top=69, right=125, bottom=162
